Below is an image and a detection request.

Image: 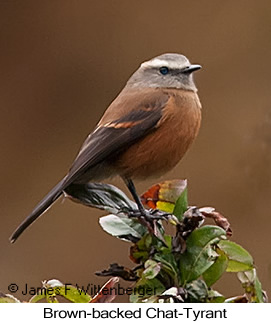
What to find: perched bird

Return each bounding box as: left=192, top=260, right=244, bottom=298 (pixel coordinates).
left=10, top=53, right=202, bottom=243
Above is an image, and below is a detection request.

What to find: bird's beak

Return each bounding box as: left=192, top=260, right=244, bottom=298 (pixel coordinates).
left=182, top=64, right=202, bottom=74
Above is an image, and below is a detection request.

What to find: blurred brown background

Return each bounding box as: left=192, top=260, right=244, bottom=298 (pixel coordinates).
left=1, top=0, right=271, bottom=301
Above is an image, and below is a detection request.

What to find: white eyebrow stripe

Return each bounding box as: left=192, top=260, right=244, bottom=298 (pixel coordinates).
left=141, top=58, right=189, bottom=69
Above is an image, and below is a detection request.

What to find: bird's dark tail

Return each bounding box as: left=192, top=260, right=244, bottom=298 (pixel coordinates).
left=10, top=177, right=67, bottom=243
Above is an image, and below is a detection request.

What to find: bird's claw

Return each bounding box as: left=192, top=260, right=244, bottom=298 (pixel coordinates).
left=127, top=208, right=170, bottom=221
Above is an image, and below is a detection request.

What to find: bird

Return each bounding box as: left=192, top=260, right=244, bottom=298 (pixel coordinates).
left=10, top=53, right=202, bottom=243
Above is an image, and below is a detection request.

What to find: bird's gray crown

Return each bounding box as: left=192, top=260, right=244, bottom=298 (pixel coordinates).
left=141, top=53, right=191, bottom=70
left=126, top=53, right=201, bottom=92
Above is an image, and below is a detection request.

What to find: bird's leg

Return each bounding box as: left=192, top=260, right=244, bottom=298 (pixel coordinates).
left=124, top=178, right=146, bottom=216
left=123, top=178, right=170, bottom=246
left=123, top=177, right=159, bottom=234
left=123, top=178, right=169, bottom=221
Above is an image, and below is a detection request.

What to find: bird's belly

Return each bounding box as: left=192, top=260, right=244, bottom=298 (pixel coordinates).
left=112, top=104, right=201, bottom=179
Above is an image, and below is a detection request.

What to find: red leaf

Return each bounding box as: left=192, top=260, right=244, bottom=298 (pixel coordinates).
left=141, top=180, right=187, bottom=212
left=90, top=277, right=119, bottom=303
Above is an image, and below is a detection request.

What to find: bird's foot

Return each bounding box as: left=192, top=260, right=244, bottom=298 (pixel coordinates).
left=125, top=208, right=170, bottom=246
left=127, top=208, right=170, bottom=222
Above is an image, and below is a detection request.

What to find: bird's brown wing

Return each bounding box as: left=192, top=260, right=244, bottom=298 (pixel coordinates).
left=10, top=90, right=169, bottom=243
left=63, top=91, right=170, bottom=186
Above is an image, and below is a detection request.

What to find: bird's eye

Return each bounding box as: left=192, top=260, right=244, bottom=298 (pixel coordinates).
left=159, top=66, right=169, bottom=75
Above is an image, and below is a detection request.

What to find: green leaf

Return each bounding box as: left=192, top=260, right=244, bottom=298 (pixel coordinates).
left=129, top=277, right=165, bottom=303
left=131, top=250, right=149, bottom=261
left=180, top=246, right=217, bottom=284
left=254, top=276, right=265, bottom=303
left=29, top=293, right=46, bottom=303
left=173, top=187, right=188, bottom=221
left=143, top=260, right=161, bottom=280
left=203, top=249, right=228, bottom=287
left=29, top=279, right=62, bottom=303
left=207, top=290, right=226, bottom=303
left=0, top=292, right=20, bottom=303
left=186, top=279, right=209, bottom=302
left=218, top=240, right=254, bottom=272
left=186, top=225, right=226, bottom=248
left=160, top=287, right=185, bottom=302
left=138, top=234, right=153, bottom=249
left=227, top=260, right=252, bottom=272
left=30, top=279, right=92, bottom=303
left=46, top=295, right=59, bottom=303
left=180, top=226, right=226, bottom=284
left=153, top=253, right=179, bottom=284
left=99, top=213, right=147, bottom=241
left=57, top=286, right=92, bottom=303
left=237, top=269, right=265, bottom=303
left=130, top=234, right=153, bottom=262
left=161, top=235, right=172, bottom=251
left=65, top=182, right=136, bottom=214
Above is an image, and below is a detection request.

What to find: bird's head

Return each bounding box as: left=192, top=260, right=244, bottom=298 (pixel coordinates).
left=126, top=53, right=201, bottom=92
